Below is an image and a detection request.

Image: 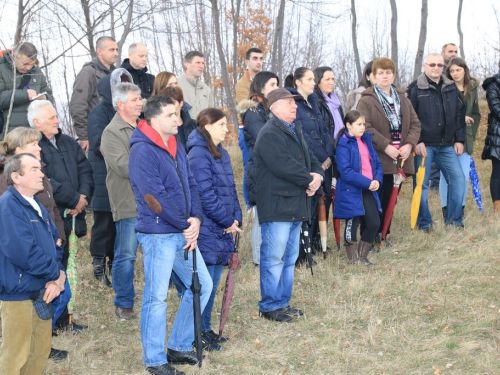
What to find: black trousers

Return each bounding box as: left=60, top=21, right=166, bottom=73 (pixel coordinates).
left=344, top=190, right=380, bottom=244
left=491, top=158, right=500, bottom=201
left=89, top=211, right=116, bottom=261
left=377, top=174, right=402, bottom=235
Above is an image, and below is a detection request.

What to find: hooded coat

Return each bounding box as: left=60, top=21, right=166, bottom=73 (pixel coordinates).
left=482, top=73, right=500, bottom=161
left=186, top=129, right=242, bottom=265
left=121, top=58, right=155, bottom=99
left=0, top=50, right=54, bottom=132
left=87, top=68, right=133, bottom=211
left=334, top=132, right=383, bottom=219
left=128, top=120, right=203, bottom=234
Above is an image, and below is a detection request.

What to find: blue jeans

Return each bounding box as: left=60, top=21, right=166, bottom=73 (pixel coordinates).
left=138, top=233, right=212, bottom=367
left=439, top=152, right=470, bottom=207
left=113, top=217, right=138, bottom=309
left=259, top=221, right=301, bottom=312
left=238, top=128, right=250, bottom=209
left=414, top=146, right=465, bottom=229
left=202, top=264, right=224, bottom=332
left=52, top=277, right=71, bottom=330
left=251, top=206, right=262, bottom=265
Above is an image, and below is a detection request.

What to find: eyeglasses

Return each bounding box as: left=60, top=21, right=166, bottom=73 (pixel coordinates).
left=425, top=63, right=444, bottom=68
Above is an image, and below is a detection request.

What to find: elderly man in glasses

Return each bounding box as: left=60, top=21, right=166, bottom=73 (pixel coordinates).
left=407, top=53, right=466, bottom=232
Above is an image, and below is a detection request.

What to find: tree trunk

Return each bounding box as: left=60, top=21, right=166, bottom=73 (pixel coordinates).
left=80, top=0, right=96, bottom=57
left=457, top=0, right=465, bottom=58
left=14, top=0, right=26, bottom=47
left=389, top=0, right=399, bottom=86
left=350, top=0, right=362, bottom=83
left=210, top=0, right=238, bottom=127
left=270, top=0, right=286, bottom=80
left=231, top=0, right=242, bottom=85
left=413, top=0, right=428, bottom=81
left=115, top=0, right=134, bottom=67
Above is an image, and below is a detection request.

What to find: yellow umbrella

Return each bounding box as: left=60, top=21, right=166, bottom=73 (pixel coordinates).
left=410, top=156, right=426, bottom=232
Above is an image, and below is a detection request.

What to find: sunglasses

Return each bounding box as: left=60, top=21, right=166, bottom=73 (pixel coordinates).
left=425, top=63, right=444, bottom=68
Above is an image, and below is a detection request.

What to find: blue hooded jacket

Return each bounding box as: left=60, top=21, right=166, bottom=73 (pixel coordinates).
left=128, top=120, right=203, bottom=234
left=186, top=130, right=242, bottom=266
left=334, top=132, right=383, bottom=219
left=0, top=186, right=63, bottom=301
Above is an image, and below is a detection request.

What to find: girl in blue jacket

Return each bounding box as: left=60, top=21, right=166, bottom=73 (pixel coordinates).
left=334, top=110, right=383, bottom=266
left=186, top=108, right=242, bottom=349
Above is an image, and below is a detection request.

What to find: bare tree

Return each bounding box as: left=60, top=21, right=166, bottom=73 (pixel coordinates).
left=231, top=0, right=242, bottom=86
left=457, top=0, right=465, bottom=58
left=413, top=0, right=428, bottom=81
left=350, top=0, right=362, bottom=83
left=270, top=0, right=285, bottom=80
left=14, top=0, right=44, bottom=47
left=209, top=0, right=238, bottom=126
left=389, top=0, right=399, bottom=85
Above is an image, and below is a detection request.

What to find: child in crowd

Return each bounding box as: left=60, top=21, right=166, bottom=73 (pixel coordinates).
left=333, top=110, right=383, bottom=266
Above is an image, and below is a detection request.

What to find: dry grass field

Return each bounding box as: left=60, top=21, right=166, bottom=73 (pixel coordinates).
left=40, top=103, right=500, bottom=375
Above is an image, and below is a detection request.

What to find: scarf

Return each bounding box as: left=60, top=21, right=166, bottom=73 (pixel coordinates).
left=373, top=85, right=401, bottom=131
left=322, top=91, right=344, bottom=139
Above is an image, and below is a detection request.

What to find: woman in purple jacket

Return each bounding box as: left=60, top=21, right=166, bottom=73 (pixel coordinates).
left=186, top=108, right=242, bottom=349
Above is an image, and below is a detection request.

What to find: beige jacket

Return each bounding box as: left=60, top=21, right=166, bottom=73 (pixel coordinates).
left=344, top=86, right=367, bottom=112
left=101, top=113, right=136, bottom=221
left=235, top=72, right=252, bottom=124
left=177, top=73, right=214, bottom=119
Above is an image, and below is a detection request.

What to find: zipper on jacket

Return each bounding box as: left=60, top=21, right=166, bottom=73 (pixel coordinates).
left=174, top=159, right=189, bottom=218
left=156, top=216, right=159, bottom=224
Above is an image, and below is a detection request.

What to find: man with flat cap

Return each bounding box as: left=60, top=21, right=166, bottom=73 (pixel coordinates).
left=253, top=88, right=324, bottom=322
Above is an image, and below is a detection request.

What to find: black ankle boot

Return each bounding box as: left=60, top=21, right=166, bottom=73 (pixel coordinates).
left=442, top=206, right=447, bottom=220
left=92, top=256, right=112, bottom=287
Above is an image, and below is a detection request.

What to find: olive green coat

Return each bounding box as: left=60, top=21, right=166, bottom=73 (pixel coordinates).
left=464, top=82, right=481, bottom=155
left=0, top=50, right=53, bottom=132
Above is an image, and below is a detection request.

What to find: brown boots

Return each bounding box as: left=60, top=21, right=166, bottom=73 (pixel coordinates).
left=345, top=241, right=374, bottom=266
left=494, top=200, right=500, bottom=213
left=358, top=241, right=374, bottom=266
left=345, top=242, right=358, bottom=264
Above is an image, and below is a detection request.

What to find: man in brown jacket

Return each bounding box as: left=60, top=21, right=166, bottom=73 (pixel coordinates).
left=101, top=83, right=142, bottom=320
left=234, top=47, right=263, bottom=210
left=69, top=36, right=118, bottom=152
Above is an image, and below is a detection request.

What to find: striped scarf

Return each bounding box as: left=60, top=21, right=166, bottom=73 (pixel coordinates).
left=373, top=85, right=401, bottom=131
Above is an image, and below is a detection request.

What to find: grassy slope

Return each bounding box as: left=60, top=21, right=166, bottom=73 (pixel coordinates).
left=44, top=103, right=500, bottom=375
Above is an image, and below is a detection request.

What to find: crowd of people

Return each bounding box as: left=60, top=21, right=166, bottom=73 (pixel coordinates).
left=0, top=37, right=499, bottom=375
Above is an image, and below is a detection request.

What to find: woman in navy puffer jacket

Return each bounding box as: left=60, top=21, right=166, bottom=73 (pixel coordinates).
left=186, top=108, right=242, bottom=347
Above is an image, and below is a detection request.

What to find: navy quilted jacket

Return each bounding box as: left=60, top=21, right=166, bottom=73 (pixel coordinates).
left=129, top=121, right=203, bottom=234
left=186, top=130, right=242, bottom=266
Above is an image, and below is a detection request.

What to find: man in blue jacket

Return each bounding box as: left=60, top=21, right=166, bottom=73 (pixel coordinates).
left=0, top=153, right=66, bottom=374
left=408, top=53, right=466, bottom=231
left=253, top=89, right=324, bottom=323
left=129, top=95, right=212, bottom=375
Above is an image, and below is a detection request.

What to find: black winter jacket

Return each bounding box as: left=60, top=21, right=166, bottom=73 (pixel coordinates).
left=253, top=116, right=324, bottom=223
left=39, top=129, right=93, bottom=235
left=482, top=73, right=500, bottom=161
left=87, top=74, right=115, bottom=211
left=121, top=59, right=155, bottom=99
left=175, top=109, right=198, bottom=149
left=240, top=99, right=270, bottom=205
left=408, top=73, right=465, bottom=146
